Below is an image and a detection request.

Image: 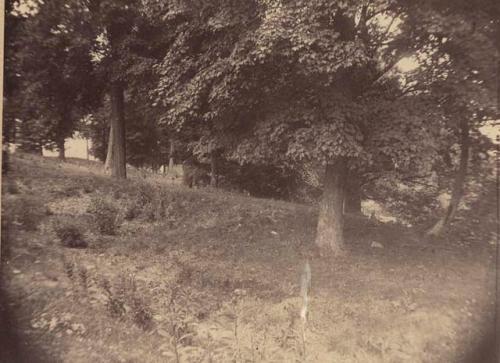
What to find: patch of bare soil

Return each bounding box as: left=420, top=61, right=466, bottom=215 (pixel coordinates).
left=1, top=154, right=496, bottom=362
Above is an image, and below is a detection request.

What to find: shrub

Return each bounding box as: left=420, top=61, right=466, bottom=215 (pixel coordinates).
left=54, top=221, right=88, bottom=248
left=366, top=178, right=440, bottom=226
left=123, top=183, right=169, bottom=222
left=124, top=201, right=141, bottom=220
left=88, top=196, right=121, bottom=235
left=81, top=180, right=95, bottom=194
left=100, top=274, right=153, bottom=330
left=4, top=181, right=20, bottom=195
left=101, top=278, right=127, bottom=319
left=4, top=196, right=46, bottom=231
left=216, top=161, right=306, bottom=200
left=63, top=259, right=76, bottom=280
left=131, top=296, right=153, bottom=331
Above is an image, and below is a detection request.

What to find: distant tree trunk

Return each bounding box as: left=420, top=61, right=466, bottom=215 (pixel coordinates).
left=20, top=143, right=42, bottom=155
left=210, top=151, right=218, bottom=188
left=315, top=157, right=347, bottom=256
left=169, top=137, right=175, bottom=170
left=57, top=136, right=66, bottom=161
left=2, top=118, right=13, bottom=174
left=26, top=143, right=43, bottom=155
left=344, top=171, right=362, bottom=214
left=86, top=139, right=89, bottom=161
left=104, top=123, right=114, bottom=171
left=427, top=119, right=470, bottom=236
left=2, top=145, right=9, bottom=174
left=109, top=83, right=126, bottom=179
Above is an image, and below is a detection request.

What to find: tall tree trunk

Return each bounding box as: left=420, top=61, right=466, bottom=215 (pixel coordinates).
left=344, top=171, right=362, bottom=214
left=427, top=119, right=470, bottom=236
left=86, top=139, right=90, bottom=161
left=109, top=83, right=126, bottom=179
left=22, top=143, right=43, bottom=155
left=35, top=144, right=43, bottom=155
left=210, top=151, right=218, bottom=188
left=2, top=118, right=13, bottom=174
left=168, top=137, right=175, bottom=170
left=2, top=144, right=9, bottom=174
left=315, top=157, right=347, bottom=256
left=104, top=122, right=114, bottom=172
left=57, top=137, right=66, bottom=161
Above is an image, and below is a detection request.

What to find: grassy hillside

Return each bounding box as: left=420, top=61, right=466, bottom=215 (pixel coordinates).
left=1, top=154, right=496, bottom=363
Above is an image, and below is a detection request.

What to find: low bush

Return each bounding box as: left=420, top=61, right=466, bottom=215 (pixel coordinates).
left=54, top=220, right=88, bottom=248
left=4, top=181, right=20, bottom=195
left=123, top=183, right=170, bottom=222
left=88, top=196, right=121, bottom=235
left=81, top=179, right=96, bottom=194
left=4, top=195, right=47, bottom=231
left=100, top=274, right=153, bottom=330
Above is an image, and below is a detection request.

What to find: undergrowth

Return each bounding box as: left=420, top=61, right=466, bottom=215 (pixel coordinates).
left=53, top=218, right=88, bottom=248
left=88, top=196, right=121, bottom=235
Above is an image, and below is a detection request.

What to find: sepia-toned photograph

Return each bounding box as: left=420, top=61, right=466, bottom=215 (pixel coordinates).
left=1, top=0, right=499, bottom=362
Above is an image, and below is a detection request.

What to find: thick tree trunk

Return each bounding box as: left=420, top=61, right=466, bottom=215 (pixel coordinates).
left=169, top=138, right=175, bottom=170
left=57, top=137, right=66, bottom=161
left=210, top=151, right=218, bottom=188
left=344, top=171, right=362, bottom=214
left=427, top=119, right=470, bottom=236
left=315, top=157, right=348, bottom=256
left=109, top=83, right=127, bottom=179
left=104, top=123, right=114, bottom=172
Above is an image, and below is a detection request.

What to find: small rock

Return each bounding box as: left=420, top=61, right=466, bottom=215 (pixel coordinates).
left=370, top=241, right=384, bottom=249
left=71, top=323, right=86, bottom=334
left=157, top=329, right=170, bottom=338
left=62, top=313, right=74, bottom=321
left=48, top=317, right=58, bottom=332
left=407, top=303, right=418, bottom=311
left=270, top=231, right=278, bottom=235
left=12, top=269, right=21, bottom=274
left=153, top=314, right=164, bottom=322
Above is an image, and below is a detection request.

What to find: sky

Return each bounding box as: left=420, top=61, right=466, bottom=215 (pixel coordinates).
left=43, top=134, right=96, bottom=160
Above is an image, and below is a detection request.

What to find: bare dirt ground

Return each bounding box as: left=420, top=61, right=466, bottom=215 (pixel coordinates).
left=1, top=154, right=497, bottom=362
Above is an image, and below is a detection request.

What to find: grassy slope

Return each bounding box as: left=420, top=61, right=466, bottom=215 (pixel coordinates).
left=0, top=154, right=496, bottom=363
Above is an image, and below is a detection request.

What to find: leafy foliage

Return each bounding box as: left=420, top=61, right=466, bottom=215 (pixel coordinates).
left=88, top=196, right=121, bottom=235
left=54, top=219, right=88, bottom=248
left=8, top=0, right=100, bottom=153
left=4, top=0, right=497, bottom=237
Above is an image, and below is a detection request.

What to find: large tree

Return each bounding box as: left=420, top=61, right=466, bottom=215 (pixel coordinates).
left=403, top=0, right=499, bottom=235
left=8, top=0, right=98, bottom=159
left=151, top=0, right=451, bottom=255
left=86, top=0, right=173, bottom=178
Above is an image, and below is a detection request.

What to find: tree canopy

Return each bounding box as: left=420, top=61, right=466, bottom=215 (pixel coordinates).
left=5, top=0, right=497, bottom=254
